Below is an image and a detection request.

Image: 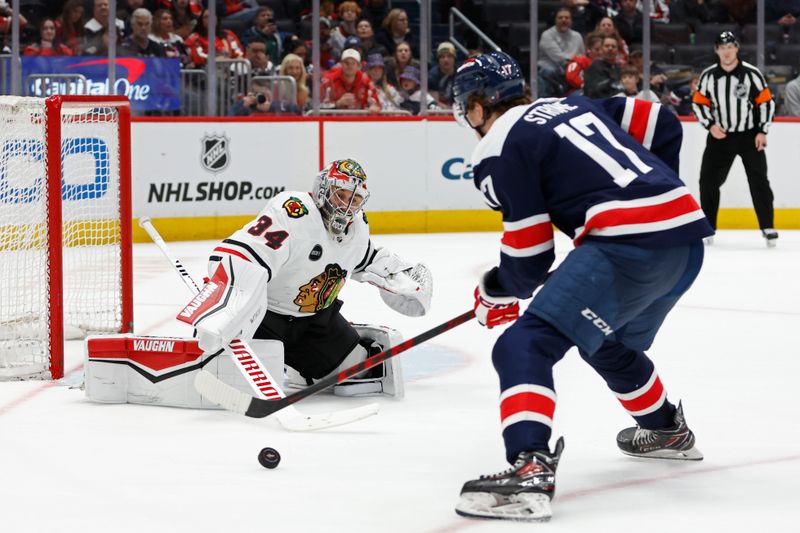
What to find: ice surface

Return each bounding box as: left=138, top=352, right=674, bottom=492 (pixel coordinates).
left=1, top=230, right=798, bottom=532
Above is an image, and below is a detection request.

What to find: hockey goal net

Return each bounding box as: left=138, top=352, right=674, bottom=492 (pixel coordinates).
left=0, top=95, right=133, bottom=380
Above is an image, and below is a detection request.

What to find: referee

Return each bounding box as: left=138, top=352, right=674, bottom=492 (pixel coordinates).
left=692, top=31, right=778, bottom=247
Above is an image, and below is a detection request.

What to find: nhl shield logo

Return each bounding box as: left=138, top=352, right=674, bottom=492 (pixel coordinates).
left=733, top=81, right=748, bottom=100
left=201, top=135, right=229, bottom=172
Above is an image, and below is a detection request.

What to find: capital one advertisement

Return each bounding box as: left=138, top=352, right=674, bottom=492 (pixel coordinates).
left=21, top=56, right=181, bottom=112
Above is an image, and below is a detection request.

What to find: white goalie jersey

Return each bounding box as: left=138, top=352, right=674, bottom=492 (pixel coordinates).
left=209, top=190, right=373, bottom=318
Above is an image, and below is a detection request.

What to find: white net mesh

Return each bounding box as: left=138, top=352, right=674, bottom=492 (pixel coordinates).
left=0, top=97, right=126, bottom=379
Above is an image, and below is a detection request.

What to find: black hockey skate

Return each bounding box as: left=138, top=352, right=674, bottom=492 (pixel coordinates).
left=617, top=402, right=703, bottom=460
left=455, top=437, right=564, bottom=522
left=762, top=228, right=778, bottom=248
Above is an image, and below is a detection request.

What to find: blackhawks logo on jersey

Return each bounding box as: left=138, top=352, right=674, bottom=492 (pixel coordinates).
left=293, top=263, right=347, bottom=312
left=283, top=196, right=309, bottom=218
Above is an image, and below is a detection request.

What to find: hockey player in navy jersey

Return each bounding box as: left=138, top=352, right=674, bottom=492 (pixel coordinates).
left=451, top=51, right=714, bottom=522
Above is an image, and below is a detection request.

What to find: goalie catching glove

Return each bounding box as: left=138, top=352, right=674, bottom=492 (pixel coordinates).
left=176, top=256, right=269, bottom=353
left=474, top=267, right=519, bottom=328
left=351, top=247, right=432, bottom=317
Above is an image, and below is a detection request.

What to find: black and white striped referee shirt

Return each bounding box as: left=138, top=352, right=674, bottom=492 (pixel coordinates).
left=691, top=61, right=775, bottom=134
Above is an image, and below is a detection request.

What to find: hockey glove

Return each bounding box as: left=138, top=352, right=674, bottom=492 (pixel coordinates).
left=474, top=268, right=519, bottom=329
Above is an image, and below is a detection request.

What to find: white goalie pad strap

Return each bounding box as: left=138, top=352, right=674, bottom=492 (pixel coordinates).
left=285, top=324, right=405, bottom=398
left=336, top=324, right=404, bottom=398
left=176, top=256, right=269, bottom=353
left=85, top=334, right=283, bottom=409
left=378, top=263, right=432, bottom=317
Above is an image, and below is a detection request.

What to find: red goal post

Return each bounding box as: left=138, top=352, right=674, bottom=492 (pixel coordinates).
left=0, top=95, right=133, bottom=380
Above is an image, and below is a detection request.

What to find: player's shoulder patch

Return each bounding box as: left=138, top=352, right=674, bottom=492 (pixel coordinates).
left=282, top=196, right=309, bottom=219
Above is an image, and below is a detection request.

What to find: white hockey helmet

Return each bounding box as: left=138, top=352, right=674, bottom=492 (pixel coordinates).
left=312, top=159, right=370, bottom=239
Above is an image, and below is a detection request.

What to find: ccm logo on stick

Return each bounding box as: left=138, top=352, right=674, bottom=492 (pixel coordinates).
left=581, top=308, right=614, bottom=336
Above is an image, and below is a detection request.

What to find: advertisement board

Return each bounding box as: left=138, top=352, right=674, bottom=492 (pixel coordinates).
left=1, top=120, right=119, bottom=221
left=22, top=57, right=181, bottom=112
left=132, top=121, right=319, bottom=223
left=130, top=117, right=800, bottom=241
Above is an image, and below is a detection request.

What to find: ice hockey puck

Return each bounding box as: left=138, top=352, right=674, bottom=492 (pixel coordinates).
left=258, top=447, right=281, bottom=469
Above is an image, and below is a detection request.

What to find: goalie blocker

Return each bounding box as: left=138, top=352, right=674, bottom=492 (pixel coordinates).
left=85, top=325, right=404, bottom=408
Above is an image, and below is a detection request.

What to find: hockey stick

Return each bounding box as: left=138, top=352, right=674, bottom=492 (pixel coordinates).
left=194, top=309, right=476, bottom=418
left=137, top=216, right=379, bottom=431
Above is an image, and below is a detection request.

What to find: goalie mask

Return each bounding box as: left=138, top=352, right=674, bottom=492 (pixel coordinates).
left=313, top=159, right=370, bottom=240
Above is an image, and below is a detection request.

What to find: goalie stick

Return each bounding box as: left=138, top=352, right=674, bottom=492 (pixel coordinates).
left=137, top=216, right=379, bottom=431
left=194, top=309, right=476, bottom=418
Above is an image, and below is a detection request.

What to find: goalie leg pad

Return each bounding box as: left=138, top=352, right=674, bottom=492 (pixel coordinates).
left=85, top=335, right=283, bottom=409
left=333, top=324, right=405, bottom=398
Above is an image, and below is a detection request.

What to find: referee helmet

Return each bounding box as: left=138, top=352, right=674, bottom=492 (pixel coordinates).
left=715, top=31, right=739, bottom=47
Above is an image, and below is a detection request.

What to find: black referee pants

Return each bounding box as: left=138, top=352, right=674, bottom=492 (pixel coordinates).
left=699, top=130, right=774, bottom=230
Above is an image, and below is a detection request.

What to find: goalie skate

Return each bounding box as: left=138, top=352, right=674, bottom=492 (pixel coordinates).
left=616, top=402, right=703, bottom=460
left=455, top=437, right=564, bottom=522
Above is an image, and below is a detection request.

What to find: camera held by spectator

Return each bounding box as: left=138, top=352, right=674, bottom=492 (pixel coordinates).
left=252, top=92, right=269, bottom=109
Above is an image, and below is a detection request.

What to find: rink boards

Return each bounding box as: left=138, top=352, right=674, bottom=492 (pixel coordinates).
left=129, top=116, right=800, bottom=241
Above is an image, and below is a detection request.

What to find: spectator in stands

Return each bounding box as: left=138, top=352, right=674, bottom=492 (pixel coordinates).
left=84, top=0, right=125, bottom=55
left=280, top=53, right=310, bottom=110
left=584, top=35, right=623, bottom=97
left=429, top=41, right=457, bottom=108
left=671, top=72, right=700, bottom=115
left=362, top=0, right=389, bottom=28
left=120, top=9, right=166, bottom=57
left=766, top=0, right=800, bottom=41
left=23, top=18, right=72, bottom=56
left=321, top=48, right=381, bottom=112
left=627, top=49, right=669, bottom=98
left=230, top=78, right=301, bottom=116
left=284, top=35, right=308, bottom=66
left=377, top=8, right=414, bottom=56
left=315, top=16, right=338, bottom=71
left=161, top=0, right=201, bottom=40
left=650, top=0, right=671, bottom=23
left=0, top=2, right=26, bottom=36
left=620, top=66, right=660, bottom=101
left=56, top=0, right=85, bottom=54
left=1, top=7, right=26, bottom=53
left=385, top=41, right=419, bottom=86
left=539, top=7, right=585, bottom=97
left=559, top=0, right=606, bottom=35
left=565, top=32, right=604, bottom=94
left=721, top=0, right=756, bottom=24
left=540, top=8, right=585, bottom=70
left=331, top=1, right=360, bottom=54
left=185, top=8, right=244, bottom=66
left=118, top=0, right=145, bottom=37
left=614, top=0, right=643, bottom=45
left=356, top=18, right=387, bottom=57
left=151, top=9, right=191, bottom=66
left=398, top=65, right=439, bottom=115
left=245, top=38, right=273, bottom=75
left=216, top=0, right=260, bottom=28
left=781, top=71, right=800, bottom=115
left=341, top=35, right=365, bottom=64
left=365, top=53, right=402, bottom=111
left=671, top=0, right=715, bottom=31
left=594, top=16, right=629, bottom=66
left=241, top=6, right=284, bottom=66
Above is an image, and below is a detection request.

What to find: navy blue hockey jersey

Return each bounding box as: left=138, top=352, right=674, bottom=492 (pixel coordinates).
left=472, top=95, right=713, bottom=299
